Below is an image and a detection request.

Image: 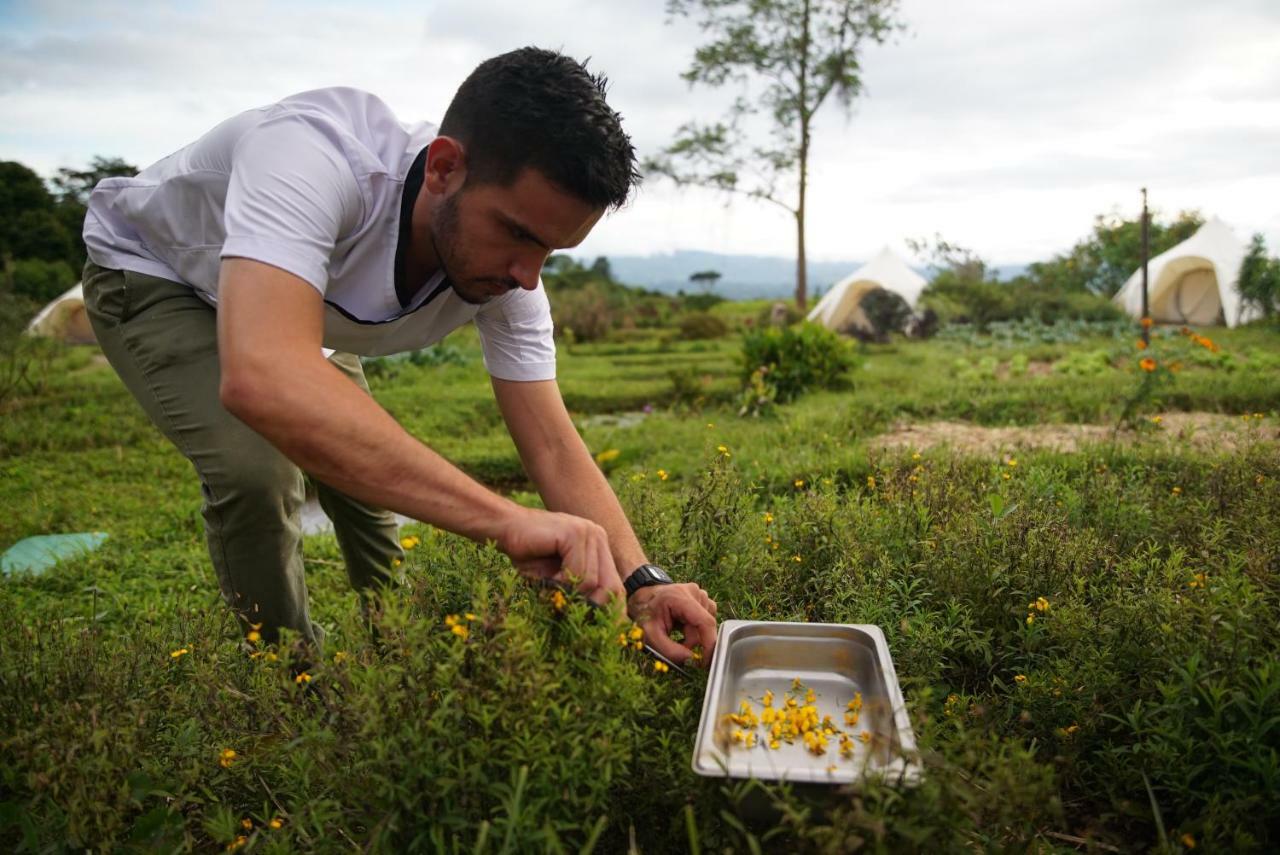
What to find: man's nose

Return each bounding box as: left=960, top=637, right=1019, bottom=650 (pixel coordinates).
left=510, top=253, right=548, bottom=290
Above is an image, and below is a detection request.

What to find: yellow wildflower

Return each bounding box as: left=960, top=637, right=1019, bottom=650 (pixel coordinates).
left=1140, top=316, right=1154, bottom=329
left=333, top=651, right=350, bottom=664
left=1171, top=486, right=1182, bottom=496
left=550, top=589, right=567, bottom=612
left=295, top=672, right=311, bottom=684
left=762, top=689, right=774, bottom=707
left=1150, top=415, right=1163, bottom=425
left=400, top=534, right=421, bottom=550
left=1181, top=833, right=1196, bottom=849
left=241, top=818, right=253, bottom=830
left=717, top=444, right=730, bottom=456
left=792, top=555, right=802, bottom=563
left=1035, top=597, right=1050, bottom=613
left=170, top=647, right=189, bottom=659
left=1140, top=357, right=1157, bottom=373
left=444, top=614, right=460, bottom=627
left=628, top=625, right=644, bottom=642
left=594, top=448, right=621, bottom=464
left=1014, top=674, right=1027, bottom=684
left=264, top=652, right=277, bottom=662
left=763, top=511, right=774, bottom=523
left=226, top=836, right=248, bottom=852
left=246, top=630, right=260, bottom=644
left=912, top=452, right=922, bottom=461
left=450, top=624, right=470, bottom=640
left=653, top=660, right=669, bottom=673
left=859, top=731, right=872, bottom=744
left=219, top=748, right=237, bottom=768
left=269, top=817, right=284, bottom=829
left=866, top=475, right=876, bottom=489
left=392, top=558, right=402, bottom=568
left=706, top=423, right=715, bottom=429
left=657, top=469, right=669, bottom=481
left=1026, top=613, right=1035, bottom=625
left=794, top=479, right=805, bottom=488
left=617, top=632, right=629, bottom=648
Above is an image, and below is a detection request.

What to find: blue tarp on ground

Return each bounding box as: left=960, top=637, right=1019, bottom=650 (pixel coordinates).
left=1, top=532, right=109, bottom=576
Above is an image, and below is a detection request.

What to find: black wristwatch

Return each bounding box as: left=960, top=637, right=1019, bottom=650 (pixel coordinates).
left=624, top=564, right=674, bottom=599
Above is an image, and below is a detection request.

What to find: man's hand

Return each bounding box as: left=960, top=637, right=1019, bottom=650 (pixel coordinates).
left=627, top=583, right=718, bottom=667
left=496, top=507, right=626, bottom=608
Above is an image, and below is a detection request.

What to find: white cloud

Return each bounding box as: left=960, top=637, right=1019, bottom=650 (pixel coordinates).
left=2, top=0, right=1277, bottom=264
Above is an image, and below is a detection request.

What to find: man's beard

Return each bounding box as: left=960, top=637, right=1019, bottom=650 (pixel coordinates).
left=431, top=192, right=520, bottom=306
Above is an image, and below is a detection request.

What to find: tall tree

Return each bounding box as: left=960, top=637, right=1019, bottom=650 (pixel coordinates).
left=645, top=0, right=902, bottom=310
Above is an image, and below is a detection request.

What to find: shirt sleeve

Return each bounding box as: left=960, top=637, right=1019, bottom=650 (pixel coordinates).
left=474, top=282, right=557, bottom=381
left=221, top=114, right=362, bottom=295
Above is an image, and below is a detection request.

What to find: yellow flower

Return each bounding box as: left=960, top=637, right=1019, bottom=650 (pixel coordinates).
left=295, top=672, right=311, bottom=684
left=1006, top=458, right=1017, bottom=468
left=866, top=476, right=876, bottom=489
left=763, top=511, right=774, bottom=523
left=1140, top=357, right=1157, bottom=373
left=1150, top=415, right=1163, bottom=425
left=264, top=652, right=277, bottom=662
left=717, top=444, right=730, bottom=456
left=858, top=731, right=872, bottom=744
left=170, top=647, right=189, bottom=659
left=1188, top=572, right=1207, bottom=589
left=269, top=817, right=284, bottom=830
left=691, top=648, right=703, bottom=663
left=912, top=452, right=922, bottom=461
left=241, top=818, right=253, bottom=831
left=218, top=748, right=237, bottom=768
left=333, top=651, right=350, bottom=664
left=1035, top=597, right=1050, bottom=613
left=246, top=630, right=260, bottom=644
left=594, top=448, right=621, bottom=464
left=1136, top=338, right=1148, bottom=350
left=1140, top=316, right=1154, bottom=329
left=617, top=632, right=629, bottom=648
left=392, top=558, right=402, bottom=568
left=794, top=479, right=805, bottom=488
left=706, top=423, right=715, bottom=429
left=1026, top=613, right=1035, bottom=624
left=1171, top=486, right=1182, bottom=496
left=792, top=554, right=802, bottom=563
left=444, top=614, right=460, bottom=627
left=1014, top=674, right=1027, bottom=684
left=400, top=534, right=421, bottom=550
left=1181, top=832, right=1196, bottom=849
left=226, top=836, right=248, bottom=852
left=450, top=624, right=470, bottom=640
left=657, top=469, right=668, bottom=481
left=628, top=625, right=644, bottom=641
left=465, top=613, right=478, bottom=621
left=653, top=660, right=669, bottom=673
left=550, top=589, right=567, bottom=612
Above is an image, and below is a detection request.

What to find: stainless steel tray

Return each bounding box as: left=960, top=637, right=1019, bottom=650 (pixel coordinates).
left=692, top=620, right=922, bottom=786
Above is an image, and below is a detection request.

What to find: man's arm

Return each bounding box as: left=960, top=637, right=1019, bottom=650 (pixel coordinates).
left=216, top=258, right=623, bottom=604
left=491, top=376, right=718, bottom=664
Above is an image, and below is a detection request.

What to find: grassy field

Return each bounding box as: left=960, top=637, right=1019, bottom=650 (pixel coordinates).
left=1, top=315, right=1278, bottom=852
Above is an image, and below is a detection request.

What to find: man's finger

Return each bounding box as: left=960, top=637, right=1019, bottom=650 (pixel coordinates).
left=671, top=598, right=718, bottom=666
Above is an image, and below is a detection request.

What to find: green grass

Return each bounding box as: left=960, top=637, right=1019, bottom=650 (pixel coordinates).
left=1, top=319, right=1278, bottom=851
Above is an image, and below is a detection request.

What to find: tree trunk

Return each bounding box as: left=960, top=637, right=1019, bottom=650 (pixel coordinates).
left=795, top=0, right=812, bottom=312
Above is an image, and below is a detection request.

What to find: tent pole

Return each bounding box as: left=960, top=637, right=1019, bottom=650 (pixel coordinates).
left=1141, top=187, right=1150, bottom=345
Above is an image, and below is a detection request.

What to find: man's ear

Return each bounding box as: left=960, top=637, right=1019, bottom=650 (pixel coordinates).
left=425, top=136, right=467, bottom=195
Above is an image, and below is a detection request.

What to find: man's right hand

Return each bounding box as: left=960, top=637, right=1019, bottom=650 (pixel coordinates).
left=496, top=507, right=625, bottom=608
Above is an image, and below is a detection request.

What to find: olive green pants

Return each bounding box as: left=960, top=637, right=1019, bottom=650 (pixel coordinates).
left=82, top=262, right=404, bottom=651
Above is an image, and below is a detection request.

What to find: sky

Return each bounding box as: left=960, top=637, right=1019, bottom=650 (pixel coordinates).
left=3, top=0, right=1278, bottom=266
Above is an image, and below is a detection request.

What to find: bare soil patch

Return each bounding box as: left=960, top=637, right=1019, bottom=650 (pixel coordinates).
left=869, top=412, right=1276, bottom=456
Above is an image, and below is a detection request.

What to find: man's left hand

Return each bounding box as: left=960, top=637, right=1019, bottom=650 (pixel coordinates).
left=627, top=583, right=718, bottom=668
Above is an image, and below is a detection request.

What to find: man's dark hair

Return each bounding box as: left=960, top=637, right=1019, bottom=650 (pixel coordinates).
left=440, top=47, right=639, bottom=210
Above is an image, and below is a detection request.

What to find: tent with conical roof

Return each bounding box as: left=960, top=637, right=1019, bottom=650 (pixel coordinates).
left=25, top=283, right=97, bottom=345
left=807, top=246, right=927, bottom=332
left=1113, top=217, right=1257, bottom=327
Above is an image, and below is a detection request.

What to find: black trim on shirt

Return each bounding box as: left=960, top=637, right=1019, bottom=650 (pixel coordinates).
left=394, top=146, right=429, bottom=309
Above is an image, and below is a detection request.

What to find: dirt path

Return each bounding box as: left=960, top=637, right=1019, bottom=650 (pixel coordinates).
left=869, top=412, right=1275, bottom=456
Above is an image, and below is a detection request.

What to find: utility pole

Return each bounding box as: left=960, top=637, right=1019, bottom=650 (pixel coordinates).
left=1140, top=187, right=1151, bottom=346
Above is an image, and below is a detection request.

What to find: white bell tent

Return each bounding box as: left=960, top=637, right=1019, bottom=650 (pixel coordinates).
left=807, top=246, right=927, bottom=331
left=1113, top=217, right=1258, bottom=327
left=25, top=283, right=98, bottom=345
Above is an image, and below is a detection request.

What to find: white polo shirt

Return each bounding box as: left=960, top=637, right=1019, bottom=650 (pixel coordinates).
left=83, top=87, right=556, bottom=381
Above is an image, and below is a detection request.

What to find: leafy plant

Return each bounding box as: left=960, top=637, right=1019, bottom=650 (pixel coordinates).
left=739, top=322, right=857, bottom=403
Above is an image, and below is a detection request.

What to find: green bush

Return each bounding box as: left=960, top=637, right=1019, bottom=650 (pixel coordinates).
left=677, top=312, right=728, bottom=340
left=739, top=322, right=858, bottom=403
left=9, top=258, right=77, bottom=304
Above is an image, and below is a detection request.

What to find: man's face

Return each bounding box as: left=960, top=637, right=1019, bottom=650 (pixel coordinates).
left=430, top=167, right=604, bottom=305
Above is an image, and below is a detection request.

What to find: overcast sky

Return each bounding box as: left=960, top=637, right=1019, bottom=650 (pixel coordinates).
left=3, top=0, right=1278, bottom=265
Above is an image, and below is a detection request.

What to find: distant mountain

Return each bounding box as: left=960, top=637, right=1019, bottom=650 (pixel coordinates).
left=573, top=250, right=1026, bottom=300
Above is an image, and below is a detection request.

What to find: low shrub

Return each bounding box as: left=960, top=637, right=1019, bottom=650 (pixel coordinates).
left=677, top=312, right=728, bottom=340
left=739, top=322, right=858, bottom=404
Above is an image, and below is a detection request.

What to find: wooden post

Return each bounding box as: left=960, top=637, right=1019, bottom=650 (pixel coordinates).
left=1141, top=187, right=1150, bottom=345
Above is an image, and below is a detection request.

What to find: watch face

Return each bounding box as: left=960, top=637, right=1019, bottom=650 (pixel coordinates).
left=649, top=566, right=672, bottom=583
